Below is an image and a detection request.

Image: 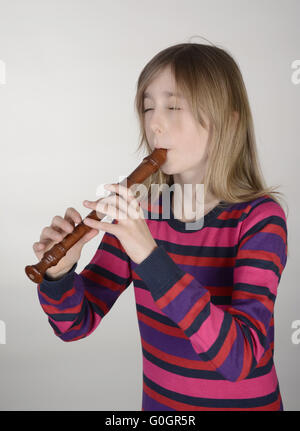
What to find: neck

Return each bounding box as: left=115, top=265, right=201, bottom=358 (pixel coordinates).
left=171, top=174, right=219, bottom=222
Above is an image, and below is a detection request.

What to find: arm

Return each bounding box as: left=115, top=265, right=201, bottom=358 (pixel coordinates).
left=37, top=225, right=132, bottom=342
left=134, top=199, right=288, bottom=382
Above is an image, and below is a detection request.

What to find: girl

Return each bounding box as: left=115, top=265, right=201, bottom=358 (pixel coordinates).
left=34, top=42, right=288, bottom=411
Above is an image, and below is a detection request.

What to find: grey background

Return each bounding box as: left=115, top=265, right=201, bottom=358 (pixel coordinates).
left=0, top=0, right=299, bottom=411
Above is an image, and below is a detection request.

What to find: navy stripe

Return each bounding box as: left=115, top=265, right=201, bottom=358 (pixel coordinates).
left=136, top=303, right=179, bottom=328
left=84, top=262, right=130, bottom=286
left=197, top=313, right=232, bottom=361
left=185, top=302, right=210, bottom=337
left=234, top=282, right=276, bottom=301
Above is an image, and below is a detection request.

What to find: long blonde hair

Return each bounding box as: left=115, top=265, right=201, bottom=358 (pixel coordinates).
left=133, top=41, right=289, bottom=219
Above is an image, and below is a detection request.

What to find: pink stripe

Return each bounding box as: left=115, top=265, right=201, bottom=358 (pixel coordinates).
left=49, top=317, right=73, bottom=333
left=147, top=220, right=240, bottom=247
left=143, top=357, right=278, bottom=399
left=234, top=265, right=278, bottom=296
left=189, top=304, right=224, bottom=353
left=239, top=201, right=285, bottom=238
left=91, top=249, right=130, bottom=279
left=134, top=287, right=166, bottom=316
left=49, top=314, right=102, bottom=337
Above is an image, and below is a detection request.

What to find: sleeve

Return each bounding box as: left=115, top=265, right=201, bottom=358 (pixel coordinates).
left=134, top=200, right=288, bottom=382
left=37, top=227, right=132, bottom=342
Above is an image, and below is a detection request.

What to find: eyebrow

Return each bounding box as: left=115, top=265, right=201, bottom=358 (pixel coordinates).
left=143, top=91, right=184, bottom=100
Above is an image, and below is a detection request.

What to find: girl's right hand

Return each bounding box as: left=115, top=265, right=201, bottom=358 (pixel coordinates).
left=32, top=207, right=99, bottom=280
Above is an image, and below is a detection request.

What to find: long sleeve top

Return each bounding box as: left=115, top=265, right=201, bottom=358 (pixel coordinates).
left=37, top=191, right=288, bottom=411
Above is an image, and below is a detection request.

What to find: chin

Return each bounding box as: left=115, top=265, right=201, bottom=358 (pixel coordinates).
left=160, top=165, right=173, bottom=176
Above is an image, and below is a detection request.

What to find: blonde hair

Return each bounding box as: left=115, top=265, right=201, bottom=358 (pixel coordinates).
left=133, top=40, right=289, bottom=220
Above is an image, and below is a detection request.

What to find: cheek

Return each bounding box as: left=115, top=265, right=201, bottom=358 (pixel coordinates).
left=177, top=126, right=209, bottom=156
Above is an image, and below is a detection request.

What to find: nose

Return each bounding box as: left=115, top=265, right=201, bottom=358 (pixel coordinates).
left=151, top=125, right=163, bottom=150
left=151, top=123, right=163, bottom=135
left=149, top=110, right=165, bottom=135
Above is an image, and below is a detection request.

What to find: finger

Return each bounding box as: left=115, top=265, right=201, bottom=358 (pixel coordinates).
left=51, top=215, right=75, bottom=234
left=84, top=193, right=121, bottom=210
left=105, top=183, right=136, bottom=205
left=96, top=200, right=128, bottom=221
left=65, top=207, right=82, bottom=224
left=103, top=184, right=140, bottom=215
left=126, top=199, right=144, bottom=220
left=84, top=197, right=128, bottom=221
left=83, top=217, right=120, bottom=235
left=98, top=193, right=131, bottom=220
left=40, top=226, right=64, bottom=243
left=33, top=242, right=45, bottom=251
left=83, top=199, right=108, bottom=220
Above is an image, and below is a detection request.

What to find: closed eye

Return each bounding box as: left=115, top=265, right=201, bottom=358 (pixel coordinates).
left=142, top=107, right=181, bottom=113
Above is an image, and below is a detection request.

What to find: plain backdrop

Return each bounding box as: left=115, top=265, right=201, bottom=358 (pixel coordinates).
left=0, top=0, right=299, bottom=411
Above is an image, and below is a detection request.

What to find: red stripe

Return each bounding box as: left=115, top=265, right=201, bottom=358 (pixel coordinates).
left=179, top=291, right=210, bottom=331
left=66, top=315, right=88, bottom=332
left=81, top=268, right=124, bottom=292
left=38, top=286, right=76, bottom=305
left=156, top=273, right=193, bottom=309
left=230, top=308, right=267, bottom=336
left=234, top=290, right=274, bottom=313
left=41, top=300, right=83, bottom=315
left=170, top=252, right=235, bottom=267
left=237, top=337, right=253, bottom=381
left=219, top=207, right=250, bottom=221
left=137, top=311, right=187, bottom=339
left=207, top=286, right=233, bottom=296
left=85, top=291, right=109, bottom=314
left=141, top=337, right=215, bottom=371
left=210, top=318, right=237, bottom=368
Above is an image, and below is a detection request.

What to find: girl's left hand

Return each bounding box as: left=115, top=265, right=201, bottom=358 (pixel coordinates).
left=82, top=183, right=158, bottom=265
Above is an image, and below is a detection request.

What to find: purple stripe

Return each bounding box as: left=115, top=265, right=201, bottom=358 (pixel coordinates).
left=267, top=325, right=274, bottom=344
left=138, top=320, right=200, bottom=360
left=59, top=307, right=92, bottom=341
left=142, top=390, right=175, bottom=411
left=231, top=298, right=271, bottom=329
left=216, top=329, right=244, bottom=381
left=179, top=265, right=233, bottom=287
left=162, top=279, right=207, bottom=323
left=242, top=232, right=286, bottom=265
left=82, top=275, right=122, bottom=307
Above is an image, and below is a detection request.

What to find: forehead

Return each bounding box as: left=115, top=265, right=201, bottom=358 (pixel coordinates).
left=143, top=91, right=184, bottom=100
left=143, top=66, right=185, bottom=100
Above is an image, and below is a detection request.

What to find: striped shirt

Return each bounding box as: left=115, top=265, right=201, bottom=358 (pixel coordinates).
left=37, top=191, right=288, bottom=411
